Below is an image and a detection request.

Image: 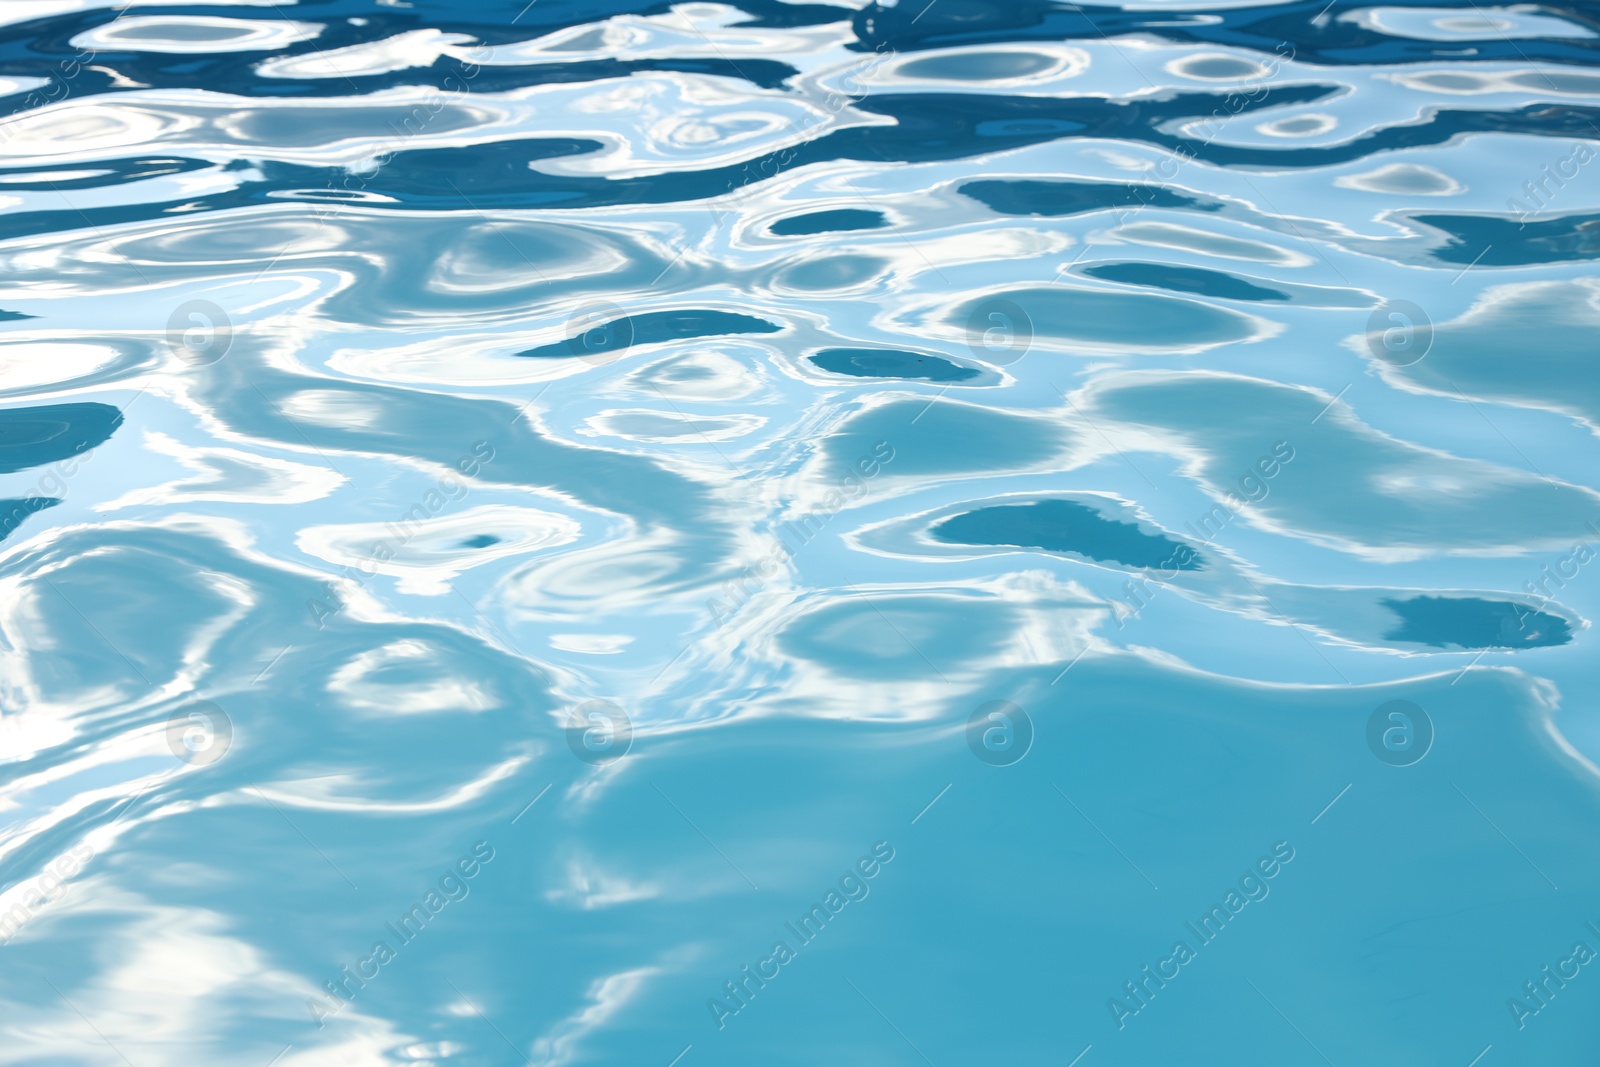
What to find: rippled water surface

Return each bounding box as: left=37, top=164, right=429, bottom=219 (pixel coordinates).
left=4, top=0, right=1600, bottom=1063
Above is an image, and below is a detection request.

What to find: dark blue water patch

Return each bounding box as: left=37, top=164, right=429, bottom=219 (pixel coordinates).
left=850, top=0, right=1600, bottom=71
left=0, top=8, right=804, bottom=103
left=960, top=178, right=1222, bottom=217
left=1409, top=209, right=1600, bottom=266
left=900, top=49, right=1060, bottom=80
left=1382, top=596, right=1573, bottom=649
left=0, top=402, right=123, bottom=474
left=313, top=138, right=603, bottom=211
left=213, top=50, right=800, bottom=97
left=975, top=118, right=1083, bottom=137
left=3, top=3, right=1594, bottom=157
left=0, top=91, right=1119, bottom=234
left=519, top=309, right=782, bottom=360
left=461, top=534, right=501, bottom=549
left=0, top=496, right=57, bottom=543
left=0, top=6, right=1590, bottom=241
left=0, top=309, right=36, bottom=321
left=0, top=87, right=1522, bottom=236
left=309, top=101, right=1600, bottom=218
left=1083, top=262, right=1291, bottom=302
left=770, top=209, right=887, bottom=236
left=7, top=0, right=1594, bottom=87
left=876, top=82, right=1330, bottom=146
left=1177, top=100, right=1600, bottom=169
left=810, top=348, right=979, bottom=382
left=931, top=499, right=1202, bottom=571
left=7, top=0, right=852, bottom=59
left=0, top=157, right=203, bottom=191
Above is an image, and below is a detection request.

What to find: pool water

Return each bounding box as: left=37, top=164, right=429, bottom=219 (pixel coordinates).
left=1, top=1, right=1599, bottom=1064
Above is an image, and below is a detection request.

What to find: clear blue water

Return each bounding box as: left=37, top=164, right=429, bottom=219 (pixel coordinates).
left=2, top=1, right=1600, bottom=1064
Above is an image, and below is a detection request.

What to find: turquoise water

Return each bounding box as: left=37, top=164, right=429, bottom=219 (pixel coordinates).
left=2, top=0, right=1600, bottom=1063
